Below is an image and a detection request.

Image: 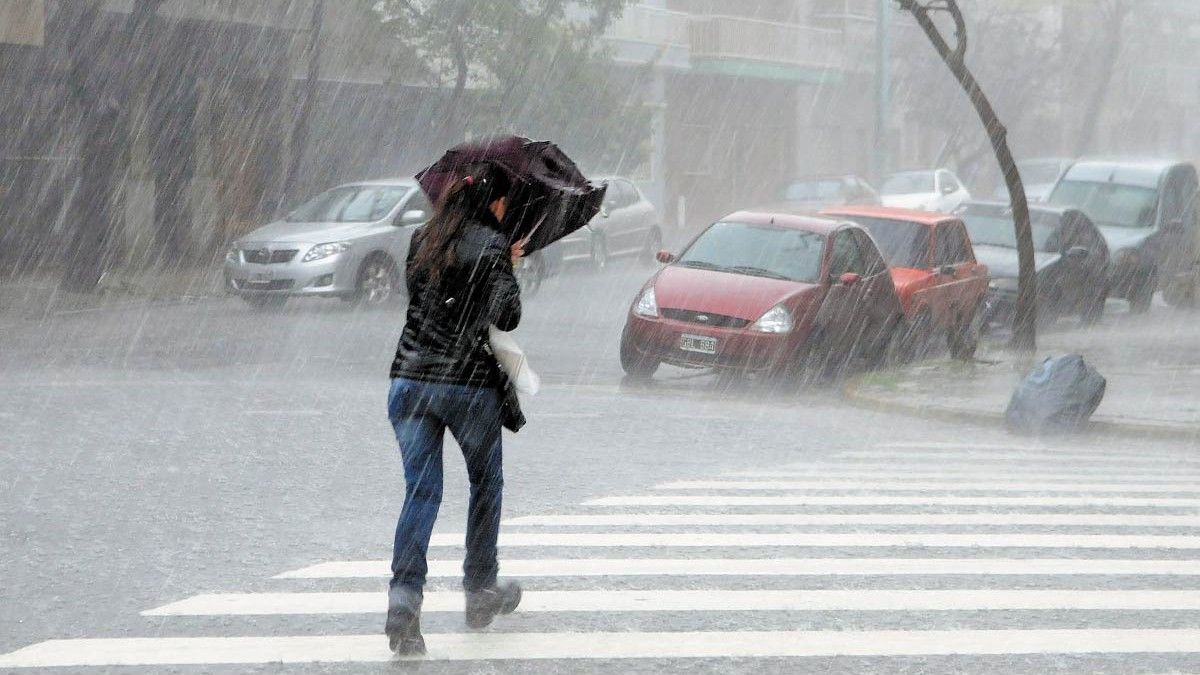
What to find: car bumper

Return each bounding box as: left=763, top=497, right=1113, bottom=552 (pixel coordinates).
left=223, top=254, right=356, bottom=297
left=623, top=313, right=805, bottom=372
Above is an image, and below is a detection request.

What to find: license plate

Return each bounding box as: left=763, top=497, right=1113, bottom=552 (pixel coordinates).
left=679, top=334, right=718, bottom=355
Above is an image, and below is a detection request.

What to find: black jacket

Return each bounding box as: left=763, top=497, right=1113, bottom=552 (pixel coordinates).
left=389, top=215, right=521, bottom=386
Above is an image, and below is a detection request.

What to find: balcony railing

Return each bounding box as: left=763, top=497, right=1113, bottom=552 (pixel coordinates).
left=606, top=4, right=690, bottom=47
left=689, top=15, right=842, bottom=70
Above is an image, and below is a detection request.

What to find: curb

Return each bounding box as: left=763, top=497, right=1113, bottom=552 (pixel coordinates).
left=842, top=375, right=1200, bottom=443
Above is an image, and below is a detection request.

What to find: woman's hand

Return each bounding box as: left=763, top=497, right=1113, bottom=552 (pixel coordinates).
left=510, top=241, right=526, bottom=267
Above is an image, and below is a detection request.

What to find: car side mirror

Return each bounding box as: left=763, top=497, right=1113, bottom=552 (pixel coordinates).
left=396, top=209, right=427, bottom=226
left=938, top=265, right=956, bottom=276
left=1065, top=246, right=1090, bottom=260
left=655, top=250, right=676, bottom=264
left=941, top=184, right=956, bottom=195
left=839, top=272, right=862, bottom=286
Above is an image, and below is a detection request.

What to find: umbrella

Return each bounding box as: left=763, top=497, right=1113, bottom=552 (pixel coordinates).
left=415, top=135, right=607, bottom=254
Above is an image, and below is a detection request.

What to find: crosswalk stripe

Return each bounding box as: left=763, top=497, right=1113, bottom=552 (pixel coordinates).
left=422, top=532, right=1200, bottom=549
left=732, top=466, right=1200, bottom=479
left=837, top=451, right=1196, bottom=465
left=143, top=589, right=1200, bottom=616
left=656, top=480, right=1200, bottom=493
left=504, top=513, right=1200, bottom=527
left=274, top=557, right=1200, bottom=580
left=729, top=470, right=1200, bottom=482
left=5, top=629, right=1200, bottom=666
left=586, top=494, right=1200, bottom=507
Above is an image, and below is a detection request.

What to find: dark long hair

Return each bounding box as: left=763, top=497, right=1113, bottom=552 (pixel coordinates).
left=411, top=162, right=513, bottom=284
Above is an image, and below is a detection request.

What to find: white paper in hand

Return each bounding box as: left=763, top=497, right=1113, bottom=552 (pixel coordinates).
left=488, top=326, right=540, bottom=395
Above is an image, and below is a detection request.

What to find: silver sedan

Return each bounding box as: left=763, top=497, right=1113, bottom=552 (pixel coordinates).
left=224, top=179, right=430, bottom=309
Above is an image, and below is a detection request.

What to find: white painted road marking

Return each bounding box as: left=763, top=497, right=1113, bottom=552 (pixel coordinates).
left=5, top=630, right=1200, bottom=667
left=275, top=557, right=1200, bottom=580
left=143, top=589, right=1200, bottom=616
left=836, top=451, right=1196, bottom=465
left=504, top=513, right=1200, bottom=527
left=656, top=480, right=1200, bottom=493
left=729, top=469, right=1200, bottom=482
left=422, top=531, right=1200, bottom=548
left=586, top=494, right=1200, bottom=507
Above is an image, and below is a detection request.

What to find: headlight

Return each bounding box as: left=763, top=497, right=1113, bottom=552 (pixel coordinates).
left=751, top=303, right=794, bottom=333
left=225, top=245, right=238, bottom=263
left=302, top=241, right=351, bottom=262
left=635, top=287, right=658, bottom=317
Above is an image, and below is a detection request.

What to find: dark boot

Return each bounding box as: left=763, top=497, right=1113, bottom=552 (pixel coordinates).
left=386, top=586, right=425, bottom=655
left=465, top=580, right=522, bottom=629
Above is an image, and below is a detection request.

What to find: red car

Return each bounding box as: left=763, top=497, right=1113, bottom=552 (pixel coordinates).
left=619, top=210, right=904, bottom=380
left=822, top=206, right=989, bottom=359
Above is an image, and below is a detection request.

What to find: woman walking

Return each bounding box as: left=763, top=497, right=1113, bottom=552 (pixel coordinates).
left=386, top=161, right=523, bottom=655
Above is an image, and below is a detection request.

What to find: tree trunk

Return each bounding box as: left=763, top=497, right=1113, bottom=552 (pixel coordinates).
left=898, top=0, right=1037, bottom=352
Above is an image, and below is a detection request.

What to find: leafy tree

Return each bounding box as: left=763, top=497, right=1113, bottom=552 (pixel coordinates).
left=374, top=0, right=650, bottom=171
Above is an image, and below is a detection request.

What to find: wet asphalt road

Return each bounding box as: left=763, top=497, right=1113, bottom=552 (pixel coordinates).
left=2, top=260, right=1200, bottom=673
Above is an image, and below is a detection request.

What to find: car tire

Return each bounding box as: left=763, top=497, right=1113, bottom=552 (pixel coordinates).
left=948, top=304, right=981, bottom=361
left=243, top=295, right=287, bottom=311
left=354, top=254, right=401, bottom=308
left=619, top=327, right=659, bottom=379
left=1080, top=287, right=1108, bottom=325
left=640, top=227, right=663, bottom=266
left=1128, top=271, right=1157, bottom=314
left=589, top=234, right=609, bottom=272
left=515, top=253, right=545, bottom=297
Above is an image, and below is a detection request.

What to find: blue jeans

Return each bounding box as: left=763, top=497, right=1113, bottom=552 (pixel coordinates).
left=387, top=377, right=504, bottom=594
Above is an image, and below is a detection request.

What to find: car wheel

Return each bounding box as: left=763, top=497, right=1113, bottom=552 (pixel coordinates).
left=243, top=295, right=287, bottom=311
left=1080, top=287, right=1108, bottom=325
left=619, top=327, right=659, bottom=379
left=515, top=253, right=544, bottom=296
left=590, top=234, right=609, bottom=272
left=640, top=227, right=663, bottom=266
left=948, top=304, right=982, bottom=361
left=1128, top=271, right=1157, bottom=314
left=354, top=255, right=400, bottom=307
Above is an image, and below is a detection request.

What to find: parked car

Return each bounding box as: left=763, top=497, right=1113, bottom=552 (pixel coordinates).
left=881, top=169, right=971, bottom=213
left=555, top=176, right=660, bottom=270
left=224, top=179, right=429, bottom=309
left=990, top=158, right=1074, bottom=203
left=619, top=210, right=904, bottom=381
left=1045, top=159, right=1200, bottom=311
left=775, top=174, right=880, bottom=212
left=822, top=206, right=989, bottom=360
left=954, top=201, right=1110, bottom=327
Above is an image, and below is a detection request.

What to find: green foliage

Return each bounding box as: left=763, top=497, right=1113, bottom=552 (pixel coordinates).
left=374, top=0, right=650, bottom=172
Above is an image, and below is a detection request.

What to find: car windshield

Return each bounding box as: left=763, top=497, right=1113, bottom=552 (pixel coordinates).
left=286, top=185, right=409, bottom=223
left=957, top=207, right=1062, bottom=252
left=783, top=180, right=843, bottom=202
left=847, top=217, right=930, bottom=268
left=678, top=221, right=825, bottom=283
left=882, top=172, right=935, bottom=195
left=1046, top=180, right=1158, bottom=228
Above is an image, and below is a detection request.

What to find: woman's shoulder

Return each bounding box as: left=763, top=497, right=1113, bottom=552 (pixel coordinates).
left=457, top=220, right=508, bottom=256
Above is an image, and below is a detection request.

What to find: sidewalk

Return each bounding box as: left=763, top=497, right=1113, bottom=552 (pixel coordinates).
left=846, top=312, right=1200, bottom=440
left=0, top=268, right=224, bottom=319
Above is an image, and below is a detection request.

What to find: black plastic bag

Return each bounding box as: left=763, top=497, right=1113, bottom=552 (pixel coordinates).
left=1005, top=354, right=1106, bottom=435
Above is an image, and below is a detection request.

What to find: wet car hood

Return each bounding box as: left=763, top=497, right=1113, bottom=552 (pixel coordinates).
left=972, top=245, right=1059, bottom=280
left=238, top=219, right=376, bottom=245
left=653, top=265, right=818, bottom=321
left=1096, top=225, right=1155, bottom=253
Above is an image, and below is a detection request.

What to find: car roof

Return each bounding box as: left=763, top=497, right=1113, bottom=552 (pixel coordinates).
left=959, top=200, right=1075, bottom=218
left=721, top=209, right=847, bottom=236
left=821, top=205, right=954, bottom=227
left=1061, top=159, right=1187, bottom=187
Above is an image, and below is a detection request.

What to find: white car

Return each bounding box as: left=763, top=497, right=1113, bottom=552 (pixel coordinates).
left=881, top=169, right=971, bottom=213
left=555, top=176, right=661, bottom=269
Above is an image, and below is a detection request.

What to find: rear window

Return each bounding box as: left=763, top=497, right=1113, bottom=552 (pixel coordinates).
left=1047, top=180, right=1158, bottom=228
left=845, top=217, right=929, bottom=268
left=679, top=221, right=825, bottom=283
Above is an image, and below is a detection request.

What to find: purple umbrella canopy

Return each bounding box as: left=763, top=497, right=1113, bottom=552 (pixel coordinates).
left=416, top=135, right=607, bottom=254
